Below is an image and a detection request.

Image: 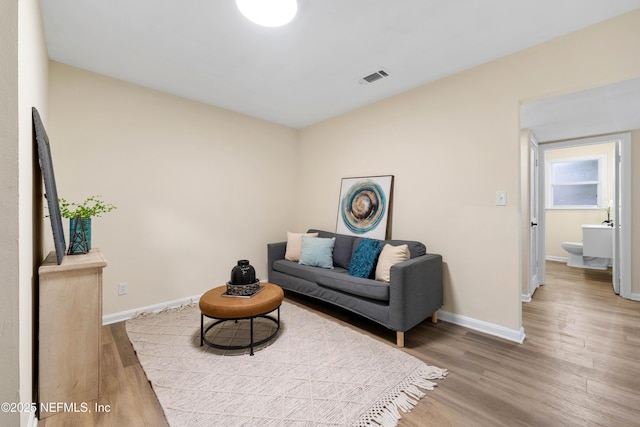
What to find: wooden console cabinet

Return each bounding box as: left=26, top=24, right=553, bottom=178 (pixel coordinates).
left=38, top=249, right=107, bottom=419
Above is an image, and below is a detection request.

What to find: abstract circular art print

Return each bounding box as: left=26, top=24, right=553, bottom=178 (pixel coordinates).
left=341, top=179, right=387, bottom=234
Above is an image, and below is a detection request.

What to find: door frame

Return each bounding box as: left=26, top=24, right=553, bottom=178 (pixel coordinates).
left=529, top=133, right=541, bottom=298
left=536, top=133, right=631, bottom=299
left=618, top=133, right=632, bottom=298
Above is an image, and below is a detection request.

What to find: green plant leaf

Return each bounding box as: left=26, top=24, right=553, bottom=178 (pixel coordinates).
left=58, top=195, right=117, bottom=219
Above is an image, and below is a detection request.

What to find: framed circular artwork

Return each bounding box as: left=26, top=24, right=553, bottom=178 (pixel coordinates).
left=336, top=175, right=393, bottom=240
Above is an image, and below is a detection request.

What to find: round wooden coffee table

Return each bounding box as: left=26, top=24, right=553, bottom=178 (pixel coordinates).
left=199, top=282, right=284, bottom=356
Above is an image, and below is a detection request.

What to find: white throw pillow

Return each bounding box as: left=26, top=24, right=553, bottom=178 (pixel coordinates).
left=285, top=231, right=319, bottom=261
left=375, top=244, right=410, bottom=282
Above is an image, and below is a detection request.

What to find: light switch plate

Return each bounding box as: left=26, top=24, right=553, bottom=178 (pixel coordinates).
left=496, top=191, right=507, bottom=206
left=118, top=282, right=128, bottom=295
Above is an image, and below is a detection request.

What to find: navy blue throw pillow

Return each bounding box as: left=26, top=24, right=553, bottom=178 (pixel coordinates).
left=349, top=239, right=384, bottom=279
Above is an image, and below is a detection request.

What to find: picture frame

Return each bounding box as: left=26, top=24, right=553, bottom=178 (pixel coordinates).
left=336, top=175, right=393, bottom=240
left=33, top=107, right=66, bottom=265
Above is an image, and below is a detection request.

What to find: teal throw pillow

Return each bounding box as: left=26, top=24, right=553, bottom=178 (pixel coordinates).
left=349, top=238, right=384, bottom=279
left=299, top=236, right=335, bottom=269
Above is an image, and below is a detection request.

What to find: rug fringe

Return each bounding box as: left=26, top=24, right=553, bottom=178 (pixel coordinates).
left=129, top=301, right=197, bottom=319
left=353, top=364, right=447, bottom=427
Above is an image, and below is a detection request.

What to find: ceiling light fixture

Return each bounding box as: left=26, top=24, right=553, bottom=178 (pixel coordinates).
left=236, top=0, right=297, bottom=27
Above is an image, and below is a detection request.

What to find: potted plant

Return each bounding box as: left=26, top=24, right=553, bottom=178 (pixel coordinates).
left=59, top=195, right=117, bottom=251
left=600, top=200, right=613, bottom=225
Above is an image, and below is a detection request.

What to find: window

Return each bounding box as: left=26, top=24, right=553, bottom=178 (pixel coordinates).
left=547, top=155, right=606, bottom=208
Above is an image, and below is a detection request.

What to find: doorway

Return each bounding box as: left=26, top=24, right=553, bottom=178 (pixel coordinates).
left=520, top=79, right=639, bottom=303
left=535, top=134, right=631, bottom=298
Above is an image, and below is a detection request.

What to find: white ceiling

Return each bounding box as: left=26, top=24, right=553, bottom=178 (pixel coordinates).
left=521, top=78, right=640, bottom=142
left=40, top=0, right=640, bottom=128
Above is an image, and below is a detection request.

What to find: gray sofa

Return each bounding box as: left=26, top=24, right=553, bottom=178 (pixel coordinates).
left=267, top=229, right=443, bottom=347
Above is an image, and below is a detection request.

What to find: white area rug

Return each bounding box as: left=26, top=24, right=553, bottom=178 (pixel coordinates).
left=125, top=300, right=447, bottom=426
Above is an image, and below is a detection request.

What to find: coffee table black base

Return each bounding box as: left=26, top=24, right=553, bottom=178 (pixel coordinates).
left=200, top=307, right=280, bottom=356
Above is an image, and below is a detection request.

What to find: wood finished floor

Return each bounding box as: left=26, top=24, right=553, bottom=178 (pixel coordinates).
left=39, top=261, right=640, bottom=427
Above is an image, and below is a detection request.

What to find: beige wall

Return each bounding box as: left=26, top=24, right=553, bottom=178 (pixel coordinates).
left=48, top=63, right=299, bottom=316
left=545, top=142, right=615, bottom=259
left=47, top=10, right=640, bottom=334
left=1, top=0, right=48, bottom=425
left=0, top=1, right=21, bottom=425
left=297, top=10, right=640, bottom=331
left=18, top=1, right=49, bottom=425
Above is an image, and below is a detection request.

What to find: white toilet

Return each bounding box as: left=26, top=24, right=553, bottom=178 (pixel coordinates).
left=561, top=225, right=612, bottom=270
left=560, top=241, right=609, bottom=270
left=561, top=242, right=587, bottom=268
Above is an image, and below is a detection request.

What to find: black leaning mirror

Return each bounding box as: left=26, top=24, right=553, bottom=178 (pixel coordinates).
left=33, top=107, right=66, bottom=265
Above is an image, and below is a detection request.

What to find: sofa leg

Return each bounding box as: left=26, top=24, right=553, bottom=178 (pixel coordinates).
left=396, top=331, right=405, bottom=348
left=431, top=311, right=438, bottom=323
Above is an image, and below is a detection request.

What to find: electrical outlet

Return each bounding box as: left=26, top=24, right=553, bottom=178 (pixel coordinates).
left=118, top=282, right=128, bottom=296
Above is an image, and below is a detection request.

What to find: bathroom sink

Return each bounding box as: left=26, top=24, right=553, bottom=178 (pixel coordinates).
left=583, top=224, right=613, bottom=258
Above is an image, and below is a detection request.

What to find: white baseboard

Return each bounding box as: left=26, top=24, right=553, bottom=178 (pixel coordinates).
left=102, top=294, right=201, bottom=325
left=546, top=255, right=612, bottom=268
left=104, top=295, right=528, bottom=344
left=630, top=293, right=640, bottom=302
left=27, top=411, right=38, bottom=427
left=438, top=310, right=526, bottom=344
left=522, top=284, right=543, bottom=303
left=546, top=255, right=568, bottom=262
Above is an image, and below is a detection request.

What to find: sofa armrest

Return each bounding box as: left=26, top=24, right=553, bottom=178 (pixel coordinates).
left=267, top=242, right=287, bottom=282
left=388, top=253, right=443, bottom=332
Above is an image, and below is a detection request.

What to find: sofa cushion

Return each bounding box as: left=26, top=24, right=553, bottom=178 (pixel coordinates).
left=383, top=239, right=426, bottom=258
left=299, top=236, right=335, bottom=269
left=332, top=234, right=356, bottom=269
left=272, top=259, right=389, bottom=301
left=349, top=238, right=384, bottom=279
left=375, top=244, right=410, bottom=282
left=316, top=270, right=390, bottom=301
left=273, top=259, right=337, bottom=284
left=307, top=229, right=356, bottom=269
left=285, top=231, right=318, bottom=261
left=306, top=229, right=427, bottom=263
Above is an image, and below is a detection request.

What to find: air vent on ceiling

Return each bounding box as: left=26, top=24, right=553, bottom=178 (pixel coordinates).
left=359, top=68, right=389, bottom=85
